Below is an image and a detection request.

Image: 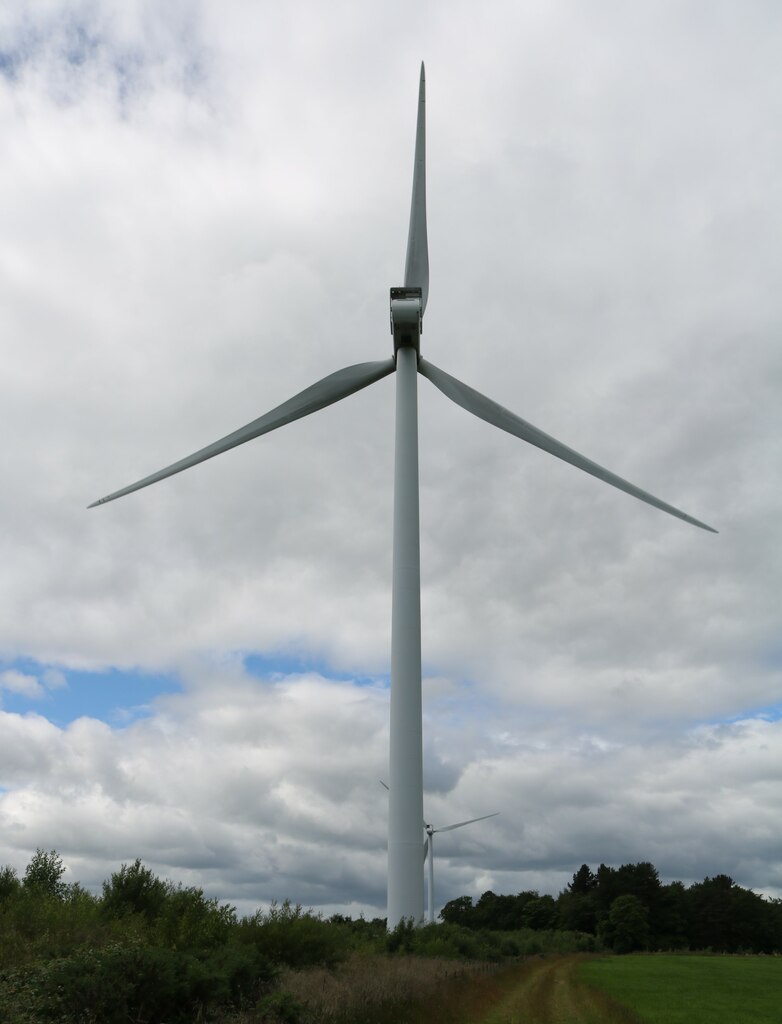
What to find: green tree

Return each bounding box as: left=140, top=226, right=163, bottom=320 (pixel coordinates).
left=521, top=894, right=558, bottom=931
left=473, top=891, right=520, bottom=930
left=557, top=890, right=598, bottom=934
left=654, top=880, right=688, bottom=949
left=569, top=864, right=597, bottom=894
left=616, top=862, right=661, bottom=906
left=439, top=895, right=474, bottom=927
left=601, top=894, right=650, bottom=953
left=594, top=863, right=620, bottom=921
left=0, top=865, right=21, bottom=902
left=23, top=849, right=66, bottom=899
left=102, top=859, right=170, bottom=921
left=686, top=874, right=778, bottom=953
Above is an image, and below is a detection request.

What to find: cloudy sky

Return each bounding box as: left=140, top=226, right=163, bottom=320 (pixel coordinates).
left=1, top=0, right=780, bottom=920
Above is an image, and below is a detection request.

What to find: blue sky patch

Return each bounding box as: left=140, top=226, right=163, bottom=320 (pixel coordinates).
left=243, top=651, right=387, bottom=688
left=0, top=659, right=182, bottom=728
left=733, top=704, right=782, bottom=723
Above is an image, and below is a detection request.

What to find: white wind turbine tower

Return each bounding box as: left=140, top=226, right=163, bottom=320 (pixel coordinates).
left=424, top=812, right=499, bottom=925
left=379, top=780, right=498, bottom=925
left=90, top=64, right=716, bottom=928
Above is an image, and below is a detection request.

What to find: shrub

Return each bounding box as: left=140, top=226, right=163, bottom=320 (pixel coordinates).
left=153, top=883, right=237, bottom=950
left=239, top=901, right=348, bottom=969
left=385, top=916, right=417, bottom=954
left=11, top=941, right=277, bottom=1023
left=101, top=859, right=169, bottom=921
left=386, top=922, right=506, bottom=961
left=256, top=988, right=308, bottom=1023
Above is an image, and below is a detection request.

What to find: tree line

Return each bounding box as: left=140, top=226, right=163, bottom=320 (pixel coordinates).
left=440, top=861, right=782, bottom=953
left=3, top=849, right=781, bottom=1022
left=0, top=849, right=587, bottom=1023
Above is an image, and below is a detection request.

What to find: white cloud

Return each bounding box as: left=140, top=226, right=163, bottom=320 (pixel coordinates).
left=0, top=0, right=780, bottom=916
left=1, top=670, right=781, bottom=916
left=0, top=670, right=44, bottom=699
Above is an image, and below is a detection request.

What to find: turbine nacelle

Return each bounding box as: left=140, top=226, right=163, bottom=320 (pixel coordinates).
left=390, top=286, right=423, bottom=356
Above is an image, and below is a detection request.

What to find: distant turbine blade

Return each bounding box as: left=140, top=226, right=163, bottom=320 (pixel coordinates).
left=435, top=812, right=499, bottom=834
left=423, top=836, right=429, bottom=861
left=89, top=358, right=396, bottom=507
left=404, top=62, right=429, bottom=313
left=419, top=359, right=717, bottom=534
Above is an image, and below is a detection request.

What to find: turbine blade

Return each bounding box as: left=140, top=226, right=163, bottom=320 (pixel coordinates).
left=404, top=62, right=429, bottom=313
left=434, top=812, right=499, bottom=834
left=419, top=359, right=717, bottom=533
left=89, top=358, right=396, bottom=507
left=423, top=836, right=429, bottom=862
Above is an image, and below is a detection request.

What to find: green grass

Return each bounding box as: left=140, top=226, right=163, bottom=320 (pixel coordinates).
left=579, top=954, right=782, bottom=1024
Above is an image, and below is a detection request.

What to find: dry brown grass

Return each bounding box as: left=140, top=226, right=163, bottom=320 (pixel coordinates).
left=224, top=953, right=638, bottom=1024
left=276, top=952, right=499, bottom=1022
left=273, top=953, right=641, bottom=1024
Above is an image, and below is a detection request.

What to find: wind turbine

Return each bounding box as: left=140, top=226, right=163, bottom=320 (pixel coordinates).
left=380, top=780, right=498, bottom=925
left=90, top=64, right=715, bottom=928
left=424, top=812, right=499, bottom=925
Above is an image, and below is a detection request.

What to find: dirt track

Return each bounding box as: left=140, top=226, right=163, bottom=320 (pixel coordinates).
left=471, top=955, right=638, bottom=1024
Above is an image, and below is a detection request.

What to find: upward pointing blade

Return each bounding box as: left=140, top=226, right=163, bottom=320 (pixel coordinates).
left=419, top=358, right=717, bottom=533
left=404, top=62, right=429, bottom=313
left=89, top=358, right=396, bottom=507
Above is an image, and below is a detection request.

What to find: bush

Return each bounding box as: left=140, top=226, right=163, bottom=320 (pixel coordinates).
left=101, top=859, right=169, bottom=921
left=240, top=900, right=348, bottom=969
left=386, top=922, right=507, bottom=960
left=385, top=917, right=417, bottom=954
left=256, top=988, right=308, bottom=1023
left=10, top=941, right=277, bottom=1024
left=0, top=884, right=111, bottom=969
left=153, top=883, right=237, bottom=950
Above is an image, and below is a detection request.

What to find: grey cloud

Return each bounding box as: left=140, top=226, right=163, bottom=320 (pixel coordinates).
left=0, top=0, right=780, bottom=916
left=2, top=671, right=782, bottom=917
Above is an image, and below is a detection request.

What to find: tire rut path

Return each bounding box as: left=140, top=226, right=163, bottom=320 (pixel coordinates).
left=474, top=955, right=640, bottom=1024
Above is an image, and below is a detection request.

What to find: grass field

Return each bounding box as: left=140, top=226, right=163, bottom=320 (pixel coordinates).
left=579, top=954, right=782, bottom=1024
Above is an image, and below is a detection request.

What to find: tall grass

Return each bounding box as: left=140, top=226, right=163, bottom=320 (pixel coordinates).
left=271, top=953, right=629, bottom=1024
left=276, top=953, right=499, bottom=1023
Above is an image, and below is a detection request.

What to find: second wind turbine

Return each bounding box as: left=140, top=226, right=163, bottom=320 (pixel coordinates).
left=90, top=64, right=715, bottom=928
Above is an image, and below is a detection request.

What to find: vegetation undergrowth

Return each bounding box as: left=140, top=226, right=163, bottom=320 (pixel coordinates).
left=0, top=852, right=592, bottom=1023
left=3, top=849, right=781, bottom=1023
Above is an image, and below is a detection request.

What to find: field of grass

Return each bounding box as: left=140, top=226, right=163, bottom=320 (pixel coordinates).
left=579, top=954, right=782, bottom=1024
